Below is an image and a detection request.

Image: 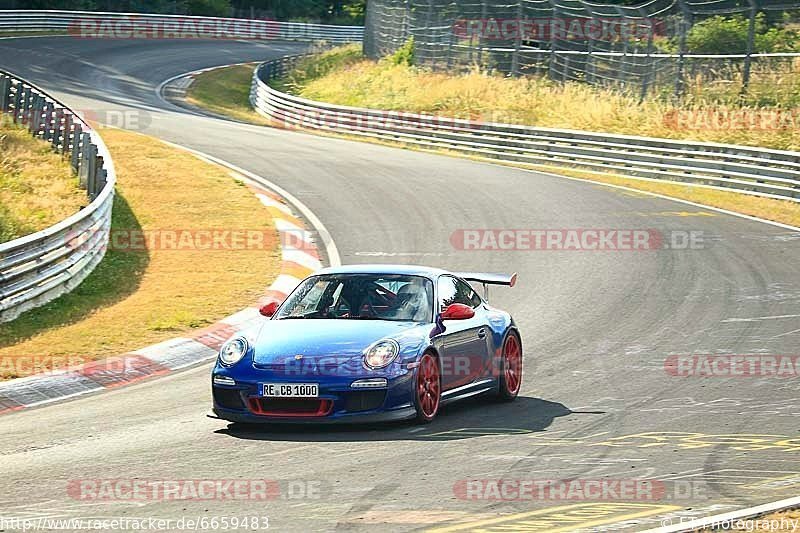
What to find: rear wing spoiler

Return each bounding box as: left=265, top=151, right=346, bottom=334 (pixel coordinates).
left=455, top=272, right=517, bottom=301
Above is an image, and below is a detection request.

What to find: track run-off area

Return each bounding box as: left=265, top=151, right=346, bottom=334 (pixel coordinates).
left=1, top=37, right=799, bottom=532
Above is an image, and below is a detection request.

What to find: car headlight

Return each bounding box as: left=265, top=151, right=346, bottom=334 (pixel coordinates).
left=219, top=337, right=249, bottom=366
left=364, top=339, right=400, bottom=369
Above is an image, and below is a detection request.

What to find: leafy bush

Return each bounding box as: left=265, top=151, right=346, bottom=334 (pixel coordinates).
left=272, top=44, right=363, bottom=93
left=686, top=14, right=800, bottom=54
left=389, top=36, right=415, bottom=67
left=187, top=0, right=231, bottom=16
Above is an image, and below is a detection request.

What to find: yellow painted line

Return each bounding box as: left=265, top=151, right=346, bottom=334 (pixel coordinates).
left=282, top=262, right=314, bottom=279
left=345, top=510, right=492, bottom=525
left=747, top=472, right=800, bottom=490
left=423, top=428, right=534, bottom=439
left=268, top=212, right=305, bottom=229
left=642, top=211, right=717, bottom=217
left=427, top=502, right=680, bottom=532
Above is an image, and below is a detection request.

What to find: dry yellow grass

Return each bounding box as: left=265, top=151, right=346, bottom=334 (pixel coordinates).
left=295, top=48, right=800, bottom=152
left=0, top=128, right=280, bottom=379
left=0, top=121, right=86, bottom=243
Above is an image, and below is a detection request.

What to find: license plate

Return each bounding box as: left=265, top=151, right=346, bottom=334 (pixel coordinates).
left=261, top=383, right=319, bottom=398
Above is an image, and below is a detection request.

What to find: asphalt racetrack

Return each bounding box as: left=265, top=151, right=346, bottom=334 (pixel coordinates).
left=1, top=37, right=799, bottom=532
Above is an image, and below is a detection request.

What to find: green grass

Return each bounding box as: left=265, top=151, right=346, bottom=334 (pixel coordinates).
left=184, top=63, right=270, bottom=125
left=0, top=122, right=86, bottom=243
left=271, top=44, right=364, bottom=94
left=0, top=128, right=281, bottom=379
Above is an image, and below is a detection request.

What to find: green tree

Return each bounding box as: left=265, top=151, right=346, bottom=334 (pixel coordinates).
left=187, top=0, right=230, bottom=16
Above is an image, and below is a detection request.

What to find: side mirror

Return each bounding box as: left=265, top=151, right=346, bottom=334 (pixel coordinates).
left=441, top=303, right=475, bottom=320
left=259, top=301, right=279, bottom=317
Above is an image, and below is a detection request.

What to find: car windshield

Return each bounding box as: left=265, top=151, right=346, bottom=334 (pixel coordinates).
left=275, top=274, right=434, bottom=322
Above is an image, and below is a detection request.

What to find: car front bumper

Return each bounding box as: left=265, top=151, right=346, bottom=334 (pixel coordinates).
left=210, top=363, right=417, bottom=424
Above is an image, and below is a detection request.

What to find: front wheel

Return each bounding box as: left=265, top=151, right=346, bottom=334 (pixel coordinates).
left=496, top=331, right=522, bottom=401
left=414, top=352, right=441, bottom=423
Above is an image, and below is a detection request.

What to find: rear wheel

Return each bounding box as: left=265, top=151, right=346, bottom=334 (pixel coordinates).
left=496, top=332, right=522, bottom=401
left=414, top=352, right=441, bottom=423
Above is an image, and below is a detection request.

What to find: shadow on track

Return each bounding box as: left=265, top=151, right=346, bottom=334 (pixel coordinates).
left=216, top=396, right=603, bottom=442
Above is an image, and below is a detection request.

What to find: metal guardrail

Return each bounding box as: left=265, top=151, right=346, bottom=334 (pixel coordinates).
left=251, top=55, right=800, bottom=203
left=0, top=10, right=363, bottom=43
left=0, top=70, right=115, bottom=323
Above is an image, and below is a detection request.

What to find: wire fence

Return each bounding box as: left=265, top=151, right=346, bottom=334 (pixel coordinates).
left=364, top=0, right=800, bottom=102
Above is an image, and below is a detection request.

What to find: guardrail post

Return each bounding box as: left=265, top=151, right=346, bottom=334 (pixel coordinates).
left=93, top=165, right=107, bottom=200
left=31, top=94, right=44, bottom=136
left=12, top=83, right=24, bottom=123
left=87, top=154, right=101, bottom=197
left=77, top=132, right=94, bottom=189
left=70, top=125, right=83, bottom=174
left=59, top=112, right=72, bottom=153
left=21, top=86, right=33, bottom=126
left=0, top=75, right=10, bottom=113
left=49, top=106, right=61, bottom=149
left=42, top=101, right=54, bottom=142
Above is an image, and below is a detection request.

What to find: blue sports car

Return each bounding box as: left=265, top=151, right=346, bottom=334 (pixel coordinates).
left=210, top=265, right=521, bottom=424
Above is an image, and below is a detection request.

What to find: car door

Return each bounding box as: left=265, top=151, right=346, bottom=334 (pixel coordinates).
left=436, top=275, right=491, bottom=391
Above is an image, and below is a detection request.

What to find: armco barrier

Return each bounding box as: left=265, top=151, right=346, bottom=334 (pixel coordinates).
left=251, top=56, right=800, bottom=203
left=0, top=10, right=363, bottom=43
left=0, top=70, right=115, bottom=323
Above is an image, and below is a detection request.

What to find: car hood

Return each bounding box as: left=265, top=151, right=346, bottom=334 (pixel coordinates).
left=251, top=319, right=430, bottom=367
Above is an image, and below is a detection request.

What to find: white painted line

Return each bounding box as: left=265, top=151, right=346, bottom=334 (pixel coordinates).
left=269, top=274, right=302, bottom=295
left=282, top=248, right=322, bottom=270
left=22, top=388, right=102, bottom=408
left=273, top=217, right=309, bottom=233
left=257, top=193, right=294, bottom=215
left=159, top=140, right=341, bottom=267
left=722, top=314, right=800, bottom=323
left=153, top=62, right=261, bottom=117
left=476, top=160, right=800, bottom=232
left=642, top=495, right=800, bottom=532
left=221, top=307, right=261, bottom=328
